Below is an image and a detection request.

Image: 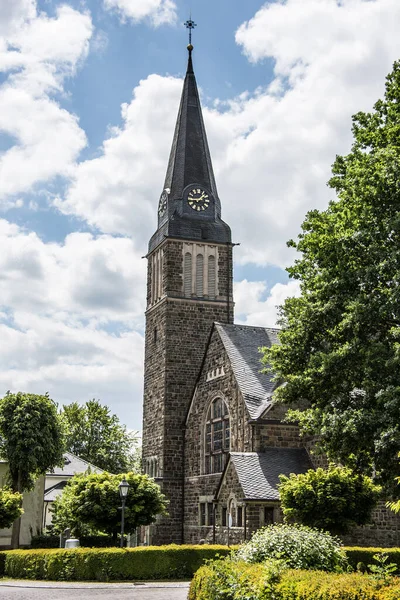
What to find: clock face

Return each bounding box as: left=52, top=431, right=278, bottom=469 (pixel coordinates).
left=187, top=187, right=210, bottom=212
left=158, top=190, right=168, bottom=217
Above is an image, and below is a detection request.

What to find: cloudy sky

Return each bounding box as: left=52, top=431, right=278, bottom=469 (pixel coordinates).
left=1, top=0, right=399, bottom=430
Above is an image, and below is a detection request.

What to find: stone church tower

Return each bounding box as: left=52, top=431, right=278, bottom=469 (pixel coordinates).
left=142, top=44, right=234, bottom=544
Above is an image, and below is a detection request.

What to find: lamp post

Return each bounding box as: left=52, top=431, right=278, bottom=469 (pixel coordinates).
left=119, top=478, right=130, bottom=548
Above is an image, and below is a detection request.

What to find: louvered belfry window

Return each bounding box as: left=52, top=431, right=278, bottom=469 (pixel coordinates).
left=196, top=254, right=204, bottom=297
left=184, top=252, right=192, bottom=297
left=204, top=398, right=230, bottom=474
left=208, top=255, right=216, bottom=299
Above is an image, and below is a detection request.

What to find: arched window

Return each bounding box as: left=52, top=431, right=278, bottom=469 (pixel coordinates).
left=208, top=255, right=216, bottom=299
left=204, top=398, right=230, bottom=474
left=196, top=254, right=204, bottom=297
left=184, top=252, right=192, bottom=297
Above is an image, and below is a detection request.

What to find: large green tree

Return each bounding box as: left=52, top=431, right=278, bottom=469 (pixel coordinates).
left=278, top=466, right=381, bottom=535
left=262, top=61, right=400, bottom=494
left=60, top=399, right=139, bottom=473
left=51, top=471, right=167, bottom=539
left=0, top=392, right=65, bottom=547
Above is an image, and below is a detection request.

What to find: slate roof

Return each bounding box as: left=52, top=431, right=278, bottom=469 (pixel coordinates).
left=46, top=452, right=103, bottom=477
left=225, top=449, right=314, bottom=501
left=215, top=323, right=280, bottom=419
left=44, top=481, right=67, bottom=503
left=148, top=48, right=231, bottom=252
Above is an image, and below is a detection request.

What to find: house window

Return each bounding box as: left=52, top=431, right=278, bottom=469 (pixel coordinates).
left=264, top=507, right=274, bottom=525
left=196, top=254, right=204, bottom=296
left=208, top=255, right=216, bottom=298
left=184, top=252, right=192, bottom=297
left=200, top=503, right=206, bottom=526
left=237, top=506, right=243, bottom=527
left=204, top=398, right=230, bottom=474
left=222, top=507, right=227, bottom=526
left=208, top=503, right=214, bottom=526
left=199, top=503, right=214, bottom=526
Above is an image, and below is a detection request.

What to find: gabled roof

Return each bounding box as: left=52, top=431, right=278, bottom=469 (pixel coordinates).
left=44, top=481, right=67, bottom=502
left=217, top=449, right=313, bottom=501
left=215, top=323, right=280, bottom=419
left=46, top=452, right=103, bottom=478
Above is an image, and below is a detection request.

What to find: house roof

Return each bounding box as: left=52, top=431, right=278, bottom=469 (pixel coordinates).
left=46, top=452, right=103, bottom=477
left=219, top=449, right=313, bottom=501
left=44, top=481, right=68, bottom=502
left=215, top=323, right=280, bottom=419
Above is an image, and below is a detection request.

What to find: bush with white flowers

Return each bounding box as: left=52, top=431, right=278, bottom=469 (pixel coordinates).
left=235, top=523, right=347, bottom=572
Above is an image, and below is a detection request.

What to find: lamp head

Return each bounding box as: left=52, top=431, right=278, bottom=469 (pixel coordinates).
left=119, top=478, right=130, bottom=499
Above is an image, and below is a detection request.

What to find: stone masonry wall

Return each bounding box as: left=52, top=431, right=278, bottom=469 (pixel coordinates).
left=142, top=238, right=234, bottom=545
left=183, top=327, right=253, bottom=543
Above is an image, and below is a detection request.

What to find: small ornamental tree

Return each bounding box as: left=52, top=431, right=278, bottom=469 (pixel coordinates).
left=278, top=466, right=381, bottom=534
left=51, top=472, right=168, bottom=539
left=0, top=392, right=65, bottom=547
left=0, top=488, right=23, bottom=529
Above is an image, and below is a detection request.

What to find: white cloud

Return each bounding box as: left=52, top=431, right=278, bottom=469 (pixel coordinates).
left=0, top=3, right=92, bottom=206
left=103, top=0, right=177, bottom=26
left=0, top=218, right=146, bottom=427
left=0, top=312, right=144, bottom=425
left=234, top=279, right=301, bottom=327
left=56, top=0, right=400, bottom=269
left=55, top=74, right=182, bottom=248
left=0, top=219, right=146, bottom=322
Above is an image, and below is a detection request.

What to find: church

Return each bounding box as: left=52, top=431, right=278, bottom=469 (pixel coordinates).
left=141, top=37, right=400, bottom=547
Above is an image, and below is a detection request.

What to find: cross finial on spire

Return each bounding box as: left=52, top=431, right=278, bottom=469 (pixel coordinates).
left=184, top=16, right=197, bottom=48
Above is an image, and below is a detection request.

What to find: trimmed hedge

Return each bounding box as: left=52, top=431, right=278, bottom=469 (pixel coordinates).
left=189, top=560, right=400, bottom=600
left=0, top=545, right=233, bottom=581
left=344, top=547, right=400, bottom=574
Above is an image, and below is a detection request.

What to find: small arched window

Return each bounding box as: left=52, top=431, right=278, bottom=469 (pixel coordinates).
left=184, top=252, right=192, bottom=297
left=204, top=398, right=230, bottom=474
left=208, top=255, right=216, bottom=299
left=196, top=254, right=204, bottom=297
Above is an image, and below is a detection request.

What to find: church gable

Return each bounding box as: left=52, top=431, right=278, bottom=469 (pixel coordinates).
left=185, top=325, right=248, bottom=479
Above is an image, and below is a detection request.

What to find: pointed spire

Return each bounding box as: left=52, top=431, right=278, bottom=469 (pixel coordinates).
left=163, top=28, right=219, bottom=210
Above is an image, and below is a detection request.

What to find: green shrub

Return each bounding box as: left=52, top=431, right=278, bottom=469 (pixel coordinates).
left=345, top=548, right=400, bottom=575
left=235, top=523, right=347, bottom=571
left=0, top=545, right=233, bottom=581
left=189, top=561, right=400, bottom=600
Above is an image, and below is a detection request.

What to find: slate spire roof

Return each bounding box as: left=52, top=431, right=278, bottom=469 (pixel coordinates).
left=148, top=46, right=231, bottom=252
left=163, top=46, right=219, bottom=206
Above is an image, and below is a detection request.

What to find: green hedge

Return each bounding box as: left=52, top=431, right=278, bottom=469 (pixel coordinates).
left=344, top=548, right=400, bottom=574
left=189, top=560, right=400, bottom=600
left=0, top=545, right=233, bottom=581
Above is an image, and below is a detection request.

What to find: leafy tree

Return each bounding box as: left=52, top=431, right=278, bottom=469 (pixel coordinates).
left=278, top=466, right=381, bottom=535
left=60, top=400, right=139, bottom=473
left=0, top=488, right=23, bottom=529
left=0, top=392, right=65, bottom=547
left=50, top=471, right=168, bottom=539
left=262, top=61, right=400, bottom=493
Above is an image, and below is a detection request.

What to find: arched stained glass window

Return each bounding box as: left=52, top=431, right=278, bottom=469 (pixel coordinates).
left=184, top=252, right=192, bottom=297
left=204, top=398, right=230, bottom=474
left=208, top=255, right=216, bottom=299
left=196, top=254, right=204, bottom=297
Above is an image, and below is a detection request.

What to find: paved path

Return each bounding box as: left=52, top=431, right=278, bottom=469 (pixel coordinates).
left=0, top=581, right=190, bottom=599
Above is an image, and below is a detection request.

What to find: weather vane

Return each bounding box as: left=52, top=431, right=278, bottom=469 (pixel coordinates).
left=184, top=16, right=197, bottom=47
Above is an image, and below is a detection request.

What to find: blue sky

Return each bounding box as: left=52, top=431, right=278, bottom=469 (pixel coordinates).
left=1, top=0, right=400, bottom=430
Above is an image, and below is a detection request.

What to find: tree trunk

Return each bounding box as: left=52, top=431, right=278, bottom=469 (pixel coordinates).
left=11, top=471, right=22, bottom=549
